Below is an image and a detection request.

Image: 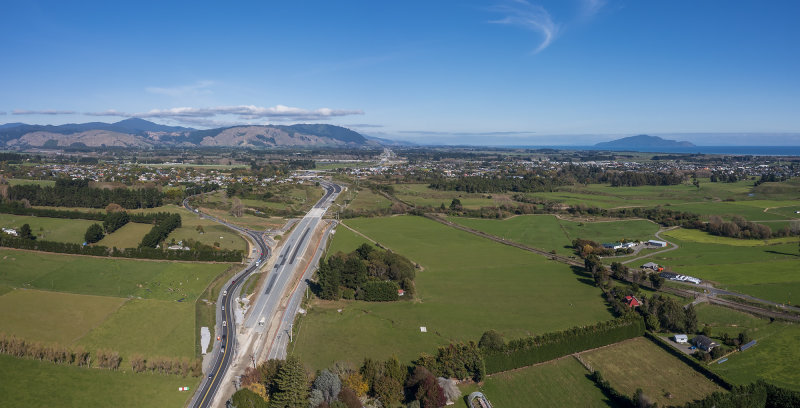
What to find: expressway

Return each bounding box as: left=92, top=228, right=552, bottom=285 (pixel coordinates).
left=244, top=180, right=341, bottom=331
left=185, top=180, right=341, bottom=408
left=183, top=197, right=270, bottom=408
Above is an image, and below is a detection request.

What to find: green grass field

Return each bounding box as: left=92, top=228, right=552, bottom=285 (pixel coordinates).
left=292, top=215, right=613, bottom=369
left=710, top=322, right=800, bottom=391
left=326, top=225, right=368, bottom=258
left=78, top=299, right=196, bottom=359
left=0, top=354, right=195, bottom=408
left=347, top=189, right=393, bottom=212
left=96, top=222, right=153, bottom=248
left=639, top=230, right=800, bottom=305
left=6, top=178, right=56, bottom=187
left=664, top=228, right=799, bottom=246
left=0, top=213, right=98, bottom=244
left=581, top=337, right=724, bottom=406
left=459, top=357, right=614, bottom=408
left=449, top=214, right=659, bottom=256
left=0, top=289, right=125, bottom=344
left=393, top=183, right=515, bottom=209
left=0, top=249, right=230, bottom=301
left=694, top=303, right=770, bottom=338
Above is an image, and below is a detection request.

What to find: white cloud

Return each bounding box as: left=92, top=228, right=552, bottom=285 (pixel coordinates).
left=490, top=0, right=559, bottom=54
left=85, top=104, right=364, bottom=126
left=145, top=80, right=215, bottom=97
left=12, top=109, right=77, bottom=115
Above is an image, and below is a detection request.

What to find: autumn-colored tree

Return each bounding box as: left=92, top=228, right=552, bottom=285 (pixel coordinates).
left=342, top=372, right=368, bottom=397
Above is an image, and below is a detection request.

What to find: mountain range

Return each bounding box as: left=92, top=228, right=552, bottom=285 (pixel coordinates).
left=0, top=118, right=375, bottom=148
left=594, top=134, right=695, bottom=149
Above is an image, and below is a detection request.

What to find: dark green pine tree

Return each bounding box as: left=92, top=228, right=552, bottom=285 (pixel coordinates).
left=19, top=223, right=35, bottom=240
left=271, top=355, right=308, bottom=408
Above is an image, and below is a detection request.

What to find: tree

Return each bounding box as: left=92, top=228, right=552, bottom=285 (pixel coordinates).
left=373, top=375, right=402, bottom=406
left=230, top=388, right=269, bottom=408
left=231, top=197, right=244, bottom=217
left=478, top=330, right=505, bottom=351
left=84, top=223, right=104, bottom=243
left=342, top=372, right=368, bottom=397
left=106, top=203, right=124, bottom=213
left=312, top=369, right=341, bottom=403
left=648, top=273, right=664, bottom=289
left=18, top=223, right=35, bottom=240
left=272, top=355, right=309, bottom=408
left=416, top=374, right=446, bottom=408
left=449, top=198, right=462, bottom=211
left=437, top=378, right=461, bottom=404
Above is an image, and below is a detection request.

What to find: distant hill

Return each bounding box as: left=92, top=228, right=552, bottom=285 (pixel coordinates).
left=0, top=119, right=376, bottom=149
left=595, top=135, right=695, bottom=149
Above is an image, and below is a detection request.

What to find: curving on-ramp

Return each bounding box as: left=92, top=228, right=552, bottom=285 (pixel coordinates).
left=468, top=391, right=493, bottom=408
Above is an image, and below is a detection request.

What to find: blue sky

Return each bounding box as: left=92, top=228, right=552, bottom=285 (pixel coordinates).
left=2, top=0, right=799, bottom=145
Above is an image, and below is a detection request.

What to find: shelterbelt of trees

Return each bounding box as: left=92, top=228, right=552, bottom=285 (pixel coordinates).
left=6, top=178, right=163, bottom=209
left=427, top=167, right=686, bottom=193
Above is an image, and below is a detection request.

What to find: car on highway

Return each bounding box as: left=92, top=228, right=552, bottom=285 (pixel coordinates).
left=223, top=320, right=227, bottom=327
left=223, top=290, right=227, bottom=296
left=221, top=306, right=225, bottom=311
left=208, top=373, right=213, bottom=379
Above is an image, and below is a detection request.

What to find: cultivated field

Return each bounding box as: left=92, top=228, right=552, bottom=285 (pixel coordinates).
left=292, top=215, right=613, bottom=369
left=0, top=213, right=97, bottom=243
left=96, top=222, right=153, bottom=249
left=581, top=337, right=724, bottom=406
left=459, top=357, right=613, bottom=408
left=639, top=230, right=800, bottom=305
left=450, top=214, right=659, bottom=256
left=0, top=289, right=125, bottom=344
left=0, top=354, right=195, bottom=408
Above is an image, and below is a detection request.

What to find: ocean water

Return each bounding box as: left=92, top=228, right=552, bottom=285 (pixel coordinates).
left=536, top=146, right=800, bottom=156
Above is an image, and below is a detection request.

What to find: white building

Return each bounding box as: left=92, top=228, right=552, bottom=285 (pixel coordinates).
left=2, top=228, right=18, bottom=236
left=674, top=334, right=689, bottom=344
left=648, top=240, right=667, bottom=247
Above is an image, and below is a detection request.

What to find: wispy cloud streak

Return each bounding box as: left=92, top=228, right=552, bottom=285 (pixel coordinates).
left=580, top=0, right=606, bottom=18
left=86, top=105, right=363, bottom=123
left=13, top=109, right=76, bottom=115
left=490, top=0, right=559, bottom=54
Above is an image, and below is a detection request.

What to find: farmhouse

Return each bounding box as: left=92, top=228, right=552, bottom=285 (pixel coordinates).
left=624, top=295, right=641, bottom=308
left=648, top=240, right=667, bottom=247
left=692, top=335, right=718, bottom=352
left=2, top=228, right=18, bottom=236
left=674, top=334, right=688, bottom=344
left=642, top=262, right=660, bottom=270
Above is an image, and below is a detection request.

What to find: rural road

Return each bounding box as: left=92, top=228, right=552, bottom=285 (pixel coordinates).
left=182, top=196, right=270, bottom=408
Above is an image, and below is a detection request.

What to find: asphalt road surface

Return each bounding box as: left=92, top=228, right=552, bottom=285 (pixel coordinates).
left=183, top=197, right=269, bottom=408
left=244, top=180, right=341, bottom=331
left=185, top=180, right=340, bottom=408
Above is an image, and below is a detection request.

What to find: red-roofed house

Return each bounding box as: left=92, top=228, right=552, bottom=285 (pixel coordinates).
left=624, top=295, right=641, bottom=308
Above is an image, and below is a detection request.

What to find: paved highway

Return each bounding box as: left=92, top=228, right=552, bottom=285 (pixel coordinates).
left=182, top=196, right=269, bottom=408
left=266, top=220, right=336, bottom=360
left=244, top=180, right=341, bottom=331
left=185, top=180, right=340, bottom=408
